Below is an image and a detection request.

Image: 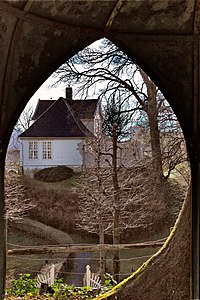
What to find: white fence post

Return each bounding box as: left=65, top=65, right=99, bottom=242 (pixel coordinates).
left=49, top=264, right=55, bottom=286
left=86, top=265, right=91, bottom=287
left=83, top=265, right=101, bottom=288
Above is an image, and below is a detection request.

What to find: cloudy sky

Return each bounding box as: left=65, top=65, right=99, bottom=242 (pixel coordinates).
left=28, top=77, right=66, bottom=109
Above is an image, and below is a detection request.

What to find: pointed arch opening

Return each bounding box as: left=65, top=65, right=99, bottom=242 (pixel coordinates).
left=5, top=38, right=190, bottom=298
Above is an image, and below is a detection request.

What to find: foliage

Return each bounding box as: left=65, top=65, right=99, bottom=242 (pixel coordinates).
left=52, top=280, right=93, bottom=299
left=6, top=274, right=39, bottom=297
left=51, top=277, right=114, bottom=300
left=6, top=275, right=114, bottom=300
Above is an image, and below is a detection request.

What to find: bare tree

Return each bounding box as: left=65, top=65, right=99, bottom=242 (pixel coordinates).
left=52, top=38, right=187, bottom=195
left=77, top=133, right=111, bottom=281
left=77, top=95, right=160, bottom=281
left=54, top=38, right=188, bottom=280
left=5, top=172, right=35, bottom=221
left=101, top=95, right=134, bottom=281
left=157, top=101, right=188, bottom=179
left=77, top=132, right=166, bottom=281
left=15, top=104, right=34, bottom=131
left=77, top=97, right=132, bottom=281
left=7, top=129, right=21, bottom=151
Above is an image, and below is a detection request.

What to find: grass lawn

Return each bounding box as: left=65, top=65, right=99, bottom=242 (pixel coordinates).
left=7, top=221, right=73, bottom=288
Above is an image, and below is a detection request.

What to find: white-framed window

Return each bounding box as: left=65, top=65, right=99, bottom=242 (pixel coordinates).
left=42, top=141, right=52, bottom=159
left=29, top=141, right=38, bottom=159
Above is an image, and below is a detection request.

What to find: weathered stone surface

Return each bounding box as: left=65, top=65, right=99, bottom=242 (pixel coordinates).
left=117, top=190, right=191, bottom=300
left=0, top=0, right=197, bottom=145
left=0, top=0, right=199, bottom=298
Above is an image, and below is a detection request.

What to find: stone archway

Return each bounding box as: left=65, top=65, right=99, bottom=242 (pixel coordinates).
left=0, top=1, right=199, bottom=298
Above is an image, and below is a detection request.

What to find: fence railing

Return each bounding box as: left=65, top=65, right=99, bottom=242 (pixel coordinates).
left=7, top=239, right=166, bottom=287
left=7, top=241, right=165, bottom=256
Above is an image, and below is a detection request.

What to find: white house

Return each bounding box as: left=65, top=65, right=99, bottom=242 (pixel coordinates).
left=19, top=88, right=99, bottom=176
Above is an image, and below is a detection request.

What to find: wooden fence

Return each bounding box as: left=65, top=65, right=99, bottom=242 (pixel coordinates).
left=7, top=241, right=164, bottom=256
left=8, top=240, right=165, bottom=288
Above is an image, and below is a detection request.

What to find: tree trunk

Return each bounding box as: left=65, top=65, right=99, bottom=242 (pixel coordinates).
left=113, top=208, right=120, bottom=282
left=99, top=223, right=105, bottom=284
left=146, top=81, right=167, bottom=212
left=112, top=125, right=120, bottom=282
left=147, top=82, right=163, bottom=182
left=139, top=68, right=165, bottom=203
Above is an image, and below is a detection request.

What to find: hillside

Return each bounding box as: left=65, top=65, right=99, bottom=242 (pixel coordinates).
left=7, top=218, right=74, bottom=287
left=6, top=169, right=189, bottom=297
left=22, top=168, right=187, bottom=243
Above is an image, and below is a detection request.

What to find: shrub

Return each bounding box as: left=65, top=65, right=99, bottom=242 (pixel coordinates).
left=51, top=278, right=113, bottom=299
left=34, top=166, right=74, bottom=182
left=6, top=275, right=114, bottom=299
left=6, top=273, right=39, bottom=296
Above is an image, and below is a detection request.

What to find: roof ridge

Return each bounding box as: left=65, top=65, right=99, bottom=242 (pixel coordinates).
left=19, top=97, right=94, bottom=138
left=32, top=98, right=99, bottom=121
left=32, top=99, right=57, bottom=122
left=19, top=98, right=62, bottom=136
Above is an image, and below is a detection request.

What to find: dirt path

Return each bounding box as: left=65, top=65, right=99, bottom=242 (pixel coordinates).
left=65, top=252, right=91, bottom=286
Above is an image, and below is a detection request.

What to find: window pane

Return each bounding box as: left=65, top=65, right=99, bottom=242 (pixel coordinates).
left=43, top=141, right=51, bottom=159
left=29, top=141, right=38, bottom=159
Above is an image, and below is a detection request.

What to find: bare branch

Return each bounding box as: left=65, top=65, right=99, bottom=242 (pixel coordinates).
left=5, top=172, right=35, bottom=221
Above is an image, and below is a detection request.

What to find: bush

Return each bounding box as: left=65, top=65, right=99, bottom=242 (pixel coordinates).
left=6, top=273, right=39, bottom=297
left=6, top=275, right=114, bottom=299
left=34, top=166, right=74, bottom=182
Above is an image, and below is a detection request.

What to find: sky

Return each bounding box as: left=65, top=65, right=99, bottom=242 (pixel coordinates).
left=28, top=39, right=104, bottom=109
left=23, top=38, right=146, bottom=118
left=25, top=37, right=135, bottom=113
left=28, top=77, right=66, bottom=109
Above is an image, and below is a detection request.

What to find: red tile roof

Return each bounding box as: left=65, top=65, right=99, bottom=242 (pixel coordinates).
left=19, top=98, right=93, bottom=138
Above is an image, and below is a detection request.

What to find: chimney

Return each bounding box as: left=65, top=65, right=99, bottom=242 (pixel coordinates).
left=66, top=87, right=73, bottom=105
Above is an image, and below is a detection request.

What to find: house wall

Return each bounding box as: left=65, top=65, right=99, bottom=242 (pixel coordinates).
left=94, top=109, right=103, bottom=136
left=20, top=138, right=85, bottom=177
